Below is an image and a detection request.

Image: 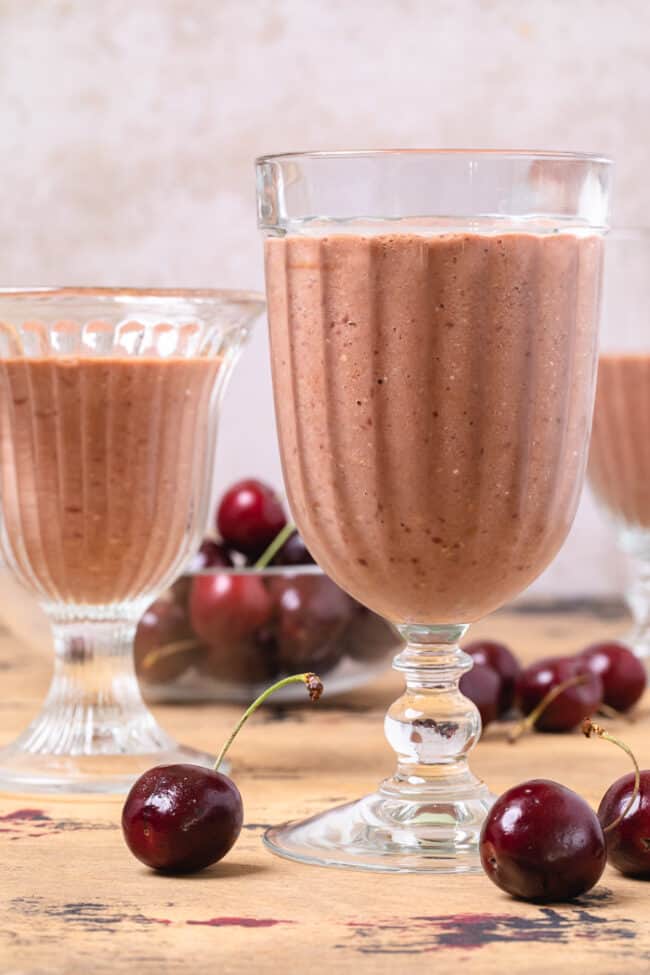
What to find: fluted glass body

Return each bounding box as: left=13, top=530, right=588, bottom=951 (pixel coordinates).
left=587, top=230, right=650, bottom=660
left=257, top=149, right=612, bottom=873
left=266, top=232, right=602, bottom=625
left=0, top=288, right=264, bottom=794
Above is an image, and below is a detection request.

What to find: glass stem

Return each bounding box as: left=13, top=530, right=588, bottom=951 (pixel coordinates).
left=19, top=611, right=173, bottom=756
left=624, top=551, right=650, bottom=662
left=382, top=624, right=483, bottom=796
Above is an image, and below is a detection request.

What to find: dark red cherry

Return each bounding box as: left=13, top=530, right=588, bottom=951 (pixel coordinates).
left=198, top=633, right=272, bottom=685
left=189, top=573, right=273, bottom=646
left=480, top=779, right=607, bottom=901
left=516, top=656, right=603, bottom=732
left=134, top=599, right=200, bottom=684
left=341, top=605, right=399, bottom=662
left=459, top=663, right=501, bottom=731
left=217, top=479, right=286, bottom=558
left=269, top=575, right=354, bottom=671
left=122, top=764, right=242, bottom=873
left=122, top=674, right=323, bottom=874
left=598, top=769, right=650, bottom=877
left=270, top=530, right=315, bottom=566
left=463, top=639, right=521, bottom=715
left=578, top=641, right=646, bottom=712
left=187, top=540, right=234, bottom=572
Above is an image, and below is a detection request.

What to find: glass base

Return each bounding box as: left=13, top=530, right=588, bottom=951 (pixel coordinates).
left=625, top=622, right=650, bottom=666
left=0, top=616, right=228, bottom=796
left=264, top=779, right=494, bottom=873
left=0, top=716, right=221, bottom=796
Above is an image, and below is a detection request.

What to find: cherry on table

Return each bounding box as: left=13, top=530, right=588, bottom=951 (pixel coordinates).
left=578, top=641, right=646, bottom=712
left=581, top=717, right=648, bottom=877
left=122, top=764, right=243, bottom=873
left=515, top=655, right=603, bottom=733
left=463, top=639, right=521, bottom=716
left=217, top=479, right=286, bottom=558
left=480, top=779, right=607, bottom=901
left=459, top=663, right=501, bottom=732
left=122, top=673, right=323, bottom=874
left=598, top=770, right=650, bottom=877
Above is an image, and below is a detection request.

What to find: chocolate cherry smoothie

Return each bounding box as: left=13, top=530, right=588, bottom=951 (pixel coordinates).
left=266, top=231, right=603, bottom=624
left=0, top=355, right=221, bottom=606
left=588, top=354, right=650, bottom=529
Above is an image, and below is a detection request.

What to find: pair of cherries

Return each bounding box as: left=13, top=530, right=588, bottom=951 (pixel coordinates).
left=481, top=719, right=650, bottom=901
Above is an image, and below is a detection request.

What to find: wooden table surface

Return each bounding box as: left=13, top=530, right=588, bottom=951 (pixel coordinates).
left=1, top=602, right=649, bottom=974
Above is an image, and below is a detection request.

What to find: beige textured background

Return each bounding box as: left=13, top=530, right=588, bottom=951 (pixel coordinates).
left=1, top=0, right=649, bottom=597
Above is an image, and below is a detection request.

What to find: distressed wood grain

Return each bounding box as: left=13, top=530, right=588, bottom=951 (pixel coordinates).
left=1, top=603, right=649, bottom=974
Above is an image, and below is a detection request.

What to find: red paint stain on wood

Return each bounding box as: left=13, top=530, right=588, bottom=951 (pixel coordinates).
left=0, top=809, right=51, bottom=822
left=186, top=917, right=294, bottom=928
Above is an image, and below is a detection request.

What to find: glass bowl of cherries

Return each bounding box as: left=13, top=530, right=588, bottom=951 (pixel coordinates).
left=134, top=479, right=399, bottom=703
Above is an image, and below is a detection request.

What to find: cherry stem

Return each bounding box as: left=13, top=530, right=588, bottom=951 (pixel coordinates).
left=141, top=639, right=200, bottom=671
left=214, top=672, right=323, bottom=772
left=582, top=717, right=641, bottom=832
left=597, top=702, right=635, bottom=724
left=254, top=522, right=297, bottom=570
left=509, top=674, right=590, bottom=743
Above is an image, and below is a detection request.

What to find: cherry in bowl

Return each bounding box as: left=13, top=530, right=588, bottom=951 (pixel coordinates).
left=137, top=567, right=398, bottom=703
left=217, top=478, right=286, bottom=559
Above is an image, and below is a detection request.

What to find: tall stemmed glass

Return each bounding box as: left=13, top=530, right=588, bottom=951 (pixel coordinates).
left=0, top=288, right=264, bottom=794
left=587, top=229, right=650, bottom=663
left=257, top=149, right=612, bottom=872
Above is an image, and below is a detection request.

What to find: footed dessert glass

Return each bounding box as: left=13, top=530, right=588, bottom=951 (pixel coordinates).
left=587, top=229, right=650, bottom=663
left=257, top=149, right=612, bottom=872
left=0, top=288, right=264, bottom=794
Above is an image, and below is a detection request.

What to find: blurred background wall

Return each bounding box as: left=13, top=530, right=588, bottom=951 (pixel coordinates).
left=1, top=0, right=649, bottom=598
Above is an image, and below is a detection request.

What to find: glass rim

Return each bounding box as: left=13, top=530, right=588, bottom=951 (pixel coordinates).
left=609, top=227, right=650, bottom=240
left=256, top=147, right=613, bottom=166
left=0, top=286, right=266, bottom=306
left=188, top=564, right=324, bottom=578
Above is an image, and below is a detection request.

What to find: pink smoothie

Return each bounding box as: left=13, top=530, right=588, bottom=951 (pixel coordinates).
left=588, top=353, right=650, bottom=530
left=0, top=355, right=221, bottom=606
left=265, top=231, right=603, bottom=624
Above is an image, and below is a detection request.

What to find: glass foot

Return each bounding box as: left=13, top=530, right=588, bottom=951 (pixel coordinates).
left=0, top=718, right=222, bottom=796
left=264, top=783, right=494, bottom=873
left=0, top=618, right=227, bottom=796
left=624, top=623, right=650, bottom=667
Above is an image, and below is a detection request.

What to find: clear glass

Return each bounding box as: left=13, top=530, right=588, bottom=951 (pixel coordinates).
left=0, top=287, right=265, bottom=794
left=257, top=148, right=613, bottom=872
left=587, top=230, right=650, bottom=661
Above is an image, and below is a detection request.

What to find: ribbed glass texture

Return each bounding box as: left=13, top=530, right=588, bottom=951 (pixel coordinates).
left=587, top=231, right=650, bottom=657
left=257, top=149, right=613, bottom=873
left=0, top=288, right=264, bottom=793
